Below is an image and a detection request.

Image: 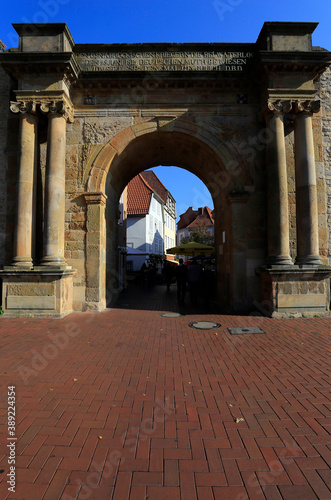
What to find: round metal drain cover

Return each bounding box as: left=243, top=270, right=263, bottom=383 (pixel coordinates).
left=161, top=312, right=182, bottom=318
left=189, top=321, right=221, bottom=330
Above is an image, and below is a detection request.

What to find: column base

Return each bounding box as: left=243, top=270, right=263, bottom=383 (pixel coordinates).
left=11, top=256, right=34, bottom=268
left=0, top=268, right=76, bottom=318
left=40, top=256, right=69, bottom=268
left=267, top=255, right=294, bottom=267
left=295, top=255, right=323, bottom=266
left=256, top=266, right=331, bottom=317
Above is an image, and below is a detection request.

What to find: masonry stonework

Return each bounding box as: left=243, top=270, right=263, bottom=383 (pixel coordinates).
left=0, top=68, right=11, bottom=266
left=320, top=66, right=331, bottom=265
left=0, top=22, right=331, bottom=317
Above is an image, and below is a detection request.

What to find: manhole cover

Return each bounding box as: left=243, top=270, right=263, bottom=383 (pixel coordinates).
left=189, top=321, right=221, bottom=330
left=228, top=327, right=265, bottom=335
left=161, top=312, right=182, bottom=318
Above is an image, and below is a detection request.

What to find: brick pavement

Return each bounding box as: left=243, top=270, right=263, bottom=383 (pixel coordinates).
left=0, top=283, right=330, bottom=499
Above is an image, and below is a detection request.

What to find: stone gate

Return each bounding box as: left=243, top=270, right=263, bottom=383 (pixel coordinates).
left=0, top=21, right=331, bottom=317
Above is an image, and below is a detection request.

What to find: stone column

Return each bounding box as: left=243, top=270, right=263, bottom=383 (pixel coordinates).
left=84, top=193, right=107, bottom=311
left=40, top=99, right=73, bottom=266
left=226, top=191, right=249, bottom=310
left=294, top=100, right=322, bottom=265
left=265, top=100, right=293, bottom=266
left=10, top=101, right=38, bottom=267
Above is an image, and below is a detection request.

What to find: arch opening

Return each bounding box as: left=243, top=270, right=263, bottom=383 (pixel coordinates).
left=122, top=165, right=215, bottom=298
left=89, top=128, right=250, bottom=311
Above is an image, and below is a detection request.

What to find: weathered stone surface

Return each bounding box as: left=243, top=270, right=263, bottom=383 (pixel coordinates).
left=66, top=119, right=84, bottom=145
left=7, top=283, right=53, bottom=296
left=83, top=117, right=132, bottom=144
left=319, top=66, right=331, bottom=264
left=7, top=295, right=56, bottom=310
left=278, top=294, right=326, bottom=308
left=0, top=68, right=11, bottom=265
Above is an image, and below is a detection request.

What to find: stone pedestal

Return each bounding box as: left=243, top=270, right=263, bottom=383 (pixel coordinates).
left=257, top=267, right=331, bottom=317
left=0, top=269, right=75, bottom=318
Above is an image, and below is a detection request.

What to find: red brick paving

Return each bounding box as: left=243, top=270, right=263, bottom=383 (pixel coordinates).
left=0, top=283, right=330, bottom=499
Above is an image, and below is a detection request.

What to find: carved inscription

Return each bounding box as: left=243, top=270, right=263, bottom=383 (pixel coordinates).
left=77, top=51, right=254, bottom=72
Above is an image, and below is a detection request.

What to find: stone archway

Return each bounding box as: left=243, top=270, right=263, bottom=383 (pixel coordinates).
left=85, top=121, right=251, bottom=312
left=1, top=21, right=331, bottom=317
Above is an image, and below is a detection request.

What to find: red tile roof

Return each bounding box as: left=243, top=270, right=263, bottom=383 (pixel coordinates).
left=187, top=206, right=214, bottom=228
left=178, top=206, right=214, bottom=230
left=140, top=171, right=168, bottom=203
left=127, top=173, right=154, bottom=215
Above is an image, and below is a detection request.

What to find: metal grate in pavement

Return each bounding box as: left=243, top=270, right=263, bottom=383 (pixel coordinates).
left=161, top=312, right=182, bottom=318
left=189, top=321, right=221, bottom=330
left=228, top=327, right=265, bottom=335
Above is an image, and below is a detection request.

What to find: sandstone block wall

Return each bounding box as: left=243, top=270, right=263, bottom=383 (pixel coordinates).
left=0, top=68, right=10, bottom=266
left=319, top=66, right=331, bottom=265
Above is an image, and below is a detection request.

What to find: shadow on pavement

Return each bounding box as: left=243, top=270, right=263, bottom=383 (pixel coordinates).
left=112, top=282, right=226, bottom=315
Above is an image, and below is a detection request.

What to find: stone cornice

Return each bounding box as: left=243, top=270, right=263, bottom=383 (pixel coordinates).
left=0, top=268, right=75, bottom=277
left=0, top=52, right=80, bottom=83
left=267, top=88, right=317, bottom=101
left=84, top=192, right=108, bottom=205
left=257, top=51, right=331, bottom=87
left=11, top=90, right=74, bottom=123
left=257, top=266, right=331, bottom=279
left=258, top=50, right=331, bottom=67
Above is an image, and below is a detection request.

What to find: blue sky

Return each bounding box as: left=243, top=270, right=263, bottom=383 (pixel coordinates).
left=1, top=0, right=331, bottom=216
left=2, top=0, right=331, bottom=46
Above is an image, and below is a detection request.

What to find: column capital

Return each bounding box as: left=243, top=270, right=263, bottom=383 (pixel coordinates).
left=10, top=100, right=37, bottom=115
left=84, top=192, right=108, bottom=206
left=40, top=99, right=74, bottom=123
left=264, top=99, right=293, bottom=117
left=11, top=90, right=74, bottom=123
left=293, top=99, right=320, bottom=114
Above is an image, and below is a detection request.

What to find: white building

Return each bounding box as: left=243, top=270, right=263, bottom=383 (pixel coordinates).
left=140, top=171, right=176, bottom=254
left=126, top=173, right=165, bottom=271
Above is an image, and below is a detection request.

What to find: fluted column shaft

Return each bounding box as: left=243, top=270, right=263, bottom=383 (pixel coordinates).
left=12, top=111, right=38, bottom=267
left=266, top=102, right=293, bottom=266
left=41, top=112, right=67, bottom=266
left=294, top=103, right=322, bottom=265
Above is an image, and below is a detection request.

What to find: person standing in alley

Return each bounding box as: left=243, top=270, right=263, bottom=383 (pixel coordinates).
left=175, top=258, right=187, bottom=303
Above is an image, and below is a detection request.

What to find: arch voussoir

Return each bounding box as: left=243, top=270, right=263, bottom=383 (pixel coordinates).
left=131, top=120, right=158, bottom=137
left=109, top=127, right=136, bottom=154
left=87, top=166, right=108, bottom=194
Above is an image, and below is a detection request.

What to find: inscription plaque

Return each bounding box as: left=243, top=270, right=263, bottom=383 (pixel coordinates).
left=77, top=51, right=254, bottom=72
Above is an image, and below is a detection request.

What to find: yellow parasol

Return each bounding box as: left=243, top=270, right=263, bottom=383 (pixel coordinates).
left=166, top=242, right=215, bottom=257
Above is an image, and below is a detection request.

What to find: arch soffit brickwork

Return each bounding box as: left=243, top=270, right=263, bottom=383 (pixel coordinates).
left=87, top=117, right=250, bottom=195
